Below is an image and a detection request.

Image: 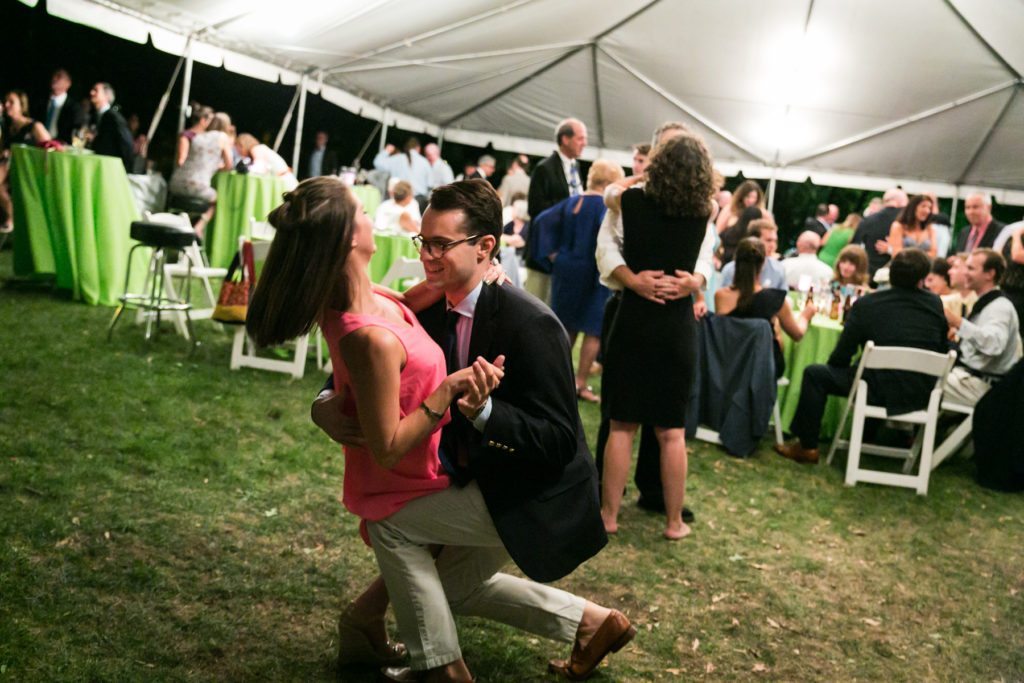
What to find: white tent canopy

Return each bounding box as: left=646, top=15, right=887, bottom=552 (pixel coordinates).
left=24, top=0, right=1024, bottom=204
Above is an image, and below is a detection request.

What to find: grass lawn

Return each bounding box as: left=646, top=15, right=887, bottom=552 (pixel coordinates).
left=1, top=249, right=1022, bottom=682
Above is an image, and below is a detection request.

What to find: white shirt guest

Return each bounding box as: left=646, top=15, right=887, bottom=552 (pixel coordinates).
left=783, top=231, right=833, bottom=289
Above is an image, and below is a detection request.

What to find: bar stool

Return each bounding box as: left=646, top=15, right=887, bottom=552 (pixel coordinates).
left=108, top=220, right=199, bottom=348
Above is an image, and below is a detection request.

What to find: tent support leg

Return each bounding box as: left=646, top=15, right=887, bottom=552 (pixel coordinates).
left=378, top=108, right=391, bottom=154
left=291, top=75, right=308, bottom=172
left=176, top=39, right=195, bottom=134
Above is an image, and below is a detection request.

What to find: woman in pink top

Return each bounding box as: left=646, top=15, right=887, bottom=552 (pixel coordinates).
left=246, top=177, right=500, bottom=671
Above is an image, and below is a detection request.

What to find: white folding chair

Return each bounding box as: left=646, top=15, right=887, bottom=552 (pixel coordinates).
left=379, top=256, right=424, bottom=290
left=249, top=217, right=277, bottom=241
left=826, top=342, right=957, bottom=495
left=144, top=211, right=227, bottom=322
left=771, top=377, right=790, bottom=446
left=228, top=238, right=310, bottom=379
left=931, top=400, right=975, bottom=467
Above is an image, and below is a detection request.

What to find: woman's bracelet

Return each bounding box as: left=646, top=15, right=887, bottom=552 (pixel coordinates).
left=420, top=401, right=444, bottom=423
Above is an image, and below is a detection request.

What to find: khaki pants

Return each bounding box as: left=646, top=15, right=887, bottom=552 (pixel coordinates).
left=524, top=270, right=551, bottom=305
left=366, top=481, right=584, bottom=670
left=943, top=366, right=992, bottom=406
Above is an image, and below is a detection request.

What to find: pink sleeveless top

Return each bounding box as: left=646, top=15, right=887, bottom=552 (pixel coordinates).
left=320, top=294, right=450, bottom=539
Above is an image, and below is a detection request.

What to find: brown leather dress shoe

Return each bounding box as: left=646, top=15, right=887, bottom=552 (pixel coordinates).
left=774, top=440, right=820, bottom=464
left=547, top=609, right=636, bottom=680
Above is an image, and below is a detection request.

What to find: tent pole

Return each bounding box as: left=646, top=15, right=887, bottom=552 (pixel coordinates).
left=147, top=52, right=186, bottom=143
left=378, top=108, right=391, bottom=154
left=437, top=128, right=445, bottom=153
left=767, top=167, right=778, bottom=213
left=950, top=187, right=960, bottom=234
left=274, top=87, right=301, bottom=153
left=291, top=75, right=308, bottom=172
left=176, top=37, right=195, bottom=133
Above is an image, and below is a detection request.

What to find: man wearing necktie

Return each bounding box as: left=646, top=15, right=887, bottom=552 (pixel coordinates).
left=525, top=117, right=588, bottom=304
left=956, top=193, right=1004, bottom=254
left=314, top=180, right=631, bottom=682
left=44, top=69, right=86, bottom=144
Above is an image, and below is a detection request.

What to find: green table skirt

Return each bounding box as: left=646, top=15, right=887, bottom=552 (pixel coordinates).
left=351, top=184, right=382, bottom=220
left=10, top=145, right=144, bottom=306
left=779, top=316, right=846, bottom=439
left=369, top=233, right=419, bottom=287
left=206, top=172, right=288, bottom=269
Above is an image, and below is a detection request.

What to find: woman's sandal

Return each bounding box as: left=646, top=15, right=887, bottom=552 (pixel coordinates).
left=336, top=609, right=408, bottom=666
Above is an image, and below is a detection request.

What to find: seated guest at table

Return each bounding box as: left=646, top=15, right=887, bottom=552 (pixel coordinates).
left=889, top=194, right=937, bottom=258
left=718, top=218, right=786, bottom=290
left=831, top=244, right=869, bottom=289
left=548, top=159, right=625, bottom=402
left=941, top=253, right=978, bottom=317
left=943, top=249, right=1022, bottom=406
left=717, top=205, right=763, bottom=266
left=818, top=212, right=861, bottom=267
left=925, top=257, right=952, bottom=296
left=783, top=231, right=833, bottom=289
left=87, top=82, right=133, bottom=172
left=851, top=188, right=908, bottom=280
left=1, top=90, right=52, bottom=232
left=176, top=102, right=213, bottom=167
left=373, top=180, right=421, bottom=233
left=715, top=179, right=764, bottom=236
left=775, top=249, right=948, bottom=464
left=235, top=133, right=298, bottom=191
left=168, top=112, right=233, bottom=238
left=44, top=69, right=87, bottom=144
left=716, top=238, right=816, bottom=379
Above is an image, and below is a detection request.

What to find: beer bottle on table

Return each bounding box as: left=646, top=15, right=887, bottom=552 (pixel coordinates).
left=829, top=288, right=841, bottom=320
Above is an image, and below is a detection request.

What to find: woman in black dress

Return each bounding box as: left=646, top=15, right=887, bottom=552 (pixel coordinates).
left=715, top=237, right=816, bottom=378
left=601, top=134, right=715, bottom=540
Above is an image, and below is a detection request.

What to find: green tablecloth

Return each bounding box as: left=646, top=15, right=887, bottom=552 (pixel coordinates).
left=10, top=145, right=143, bottom=306
left=206, top=172, right=287, bottom=269
left=369, top=233, right=420, bottom=288
left=779, top=316, right=846, bottom=439
left=351, top=184, right=382, bottom=219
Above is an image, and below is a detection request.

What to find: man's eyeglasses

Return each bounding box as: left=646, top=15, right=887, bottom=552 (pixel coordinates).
left=411, top=234, right=481, bottom=258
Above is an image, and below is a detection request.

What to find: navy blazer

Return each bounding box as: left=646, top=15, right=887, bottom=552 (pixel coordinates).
left=418, top=283, right=607, bottom=582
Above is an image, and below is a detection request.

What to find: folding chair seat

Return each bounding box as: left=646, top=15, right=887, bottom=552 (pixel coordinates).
left=379, top=256, right=424, bottom=290
left=826, top=342, right=957, bottom=495
left=144, top=211, right=227, bottom=321
left=931, top=400, right=975, bottom=467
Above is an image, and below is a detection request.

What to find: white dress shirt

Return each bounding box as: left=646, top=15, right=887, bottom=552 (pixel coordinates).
left=783, top=253, right=834, bottom=289
left=595, top=183, right=714, bottom=291
left=47, top=92, right=68, bottom=137
left=958, top=294, right=1022, bottom=375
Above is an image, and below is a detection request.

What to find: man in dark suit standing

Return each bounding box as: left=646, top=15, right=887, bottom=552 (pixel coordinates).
left=299, top=130, right=339, bottom=180
left=43, top=69, right=86, bottom=144
left=313, top=180, right=631, bottom=682
left=87, top=82, right=133, bottom=172
left=802, top=203, right=830, bottom=237
left=775, top=249, right=948, bottom=464
left=850, top=188, right=908, bottom=281
left=956, top=193, right=1003, bottom=253
left=525, top=117, right=587, bottom=303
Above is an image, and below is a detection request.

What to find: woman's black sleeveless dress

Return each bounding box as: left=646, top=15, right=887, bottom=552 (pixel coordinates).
left=728, top=288, right=788, bottom=378
left=603, top=187, right=708, bottom=428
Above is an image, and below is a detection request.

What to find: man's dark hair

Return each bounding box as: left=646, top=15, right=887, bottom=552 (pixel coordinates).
left=428, top=179, right=502, bottom=258
left=889, top=248, right=932, bottom=289
left=556, top=120, right=576, bottom=146
left=974, top=248, right=1006, bottom=283
left=815, top=203, right=828, bottom=218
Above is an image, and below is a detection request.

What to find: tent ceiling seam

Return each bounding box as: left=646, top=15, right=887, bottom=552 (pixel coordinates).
left=330, top=41, right=589, bottom=74
left=942, top=0, right=1022, bottom=81
left=591, top=44, right=606, bottom=149
left=956, top=85, right=1020, bottom=185
left=597, top=45, right=767, bottom=164
left=322, top=0, right=537, bottom=73
left=786, top=79, right=1020, bottom=166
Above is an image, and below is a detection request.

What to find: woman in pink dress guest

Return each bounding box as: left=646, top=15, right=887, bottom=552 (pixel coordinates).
left=246, top=177, right=497, bottom=671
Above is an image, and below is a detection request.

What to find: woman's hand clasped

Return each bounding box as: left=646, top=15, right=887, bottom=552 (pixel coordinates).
left=447, top=355, right=506, bottom=419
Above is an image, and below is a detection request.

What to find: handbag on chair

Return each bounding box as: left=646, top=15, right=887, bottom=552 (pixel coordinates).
left=212, top=240, right=256, bottom=324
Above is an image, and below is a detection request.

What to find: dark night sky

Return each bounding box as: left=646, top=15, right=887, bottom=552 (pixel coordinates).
left=1, top=0, right=493, bottom=178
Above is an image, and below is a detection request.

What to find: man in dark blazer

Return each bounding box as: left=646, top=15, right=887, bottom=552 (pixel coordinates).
left=850, top=188, right=908, bottom=280
left=87, top=82, right=133, bottom=172
left=525, top=117, right=587, bottom=303
left=802, top=203, right=830, bottom=237
left=43, top=68, right=87, bottom=144
left=775, top=249, right=948, bottom=464
left=955, top=193, right=1003, bottom=253
left=313, top=180, right=631, bottom=682
left=299, top=130, right=339, bottom=180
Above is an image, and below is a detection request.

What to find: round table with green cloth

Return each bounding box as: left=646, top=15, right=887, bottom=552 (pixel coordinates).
left=350, top=184, right=382, bottom=219
left=779, top=316, right=847, bottom=440
left=206, top=172, right=288, bottom=269
left=9, top=144, right=146, bottom=306
left=370, top=232, right=419, bottom=287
